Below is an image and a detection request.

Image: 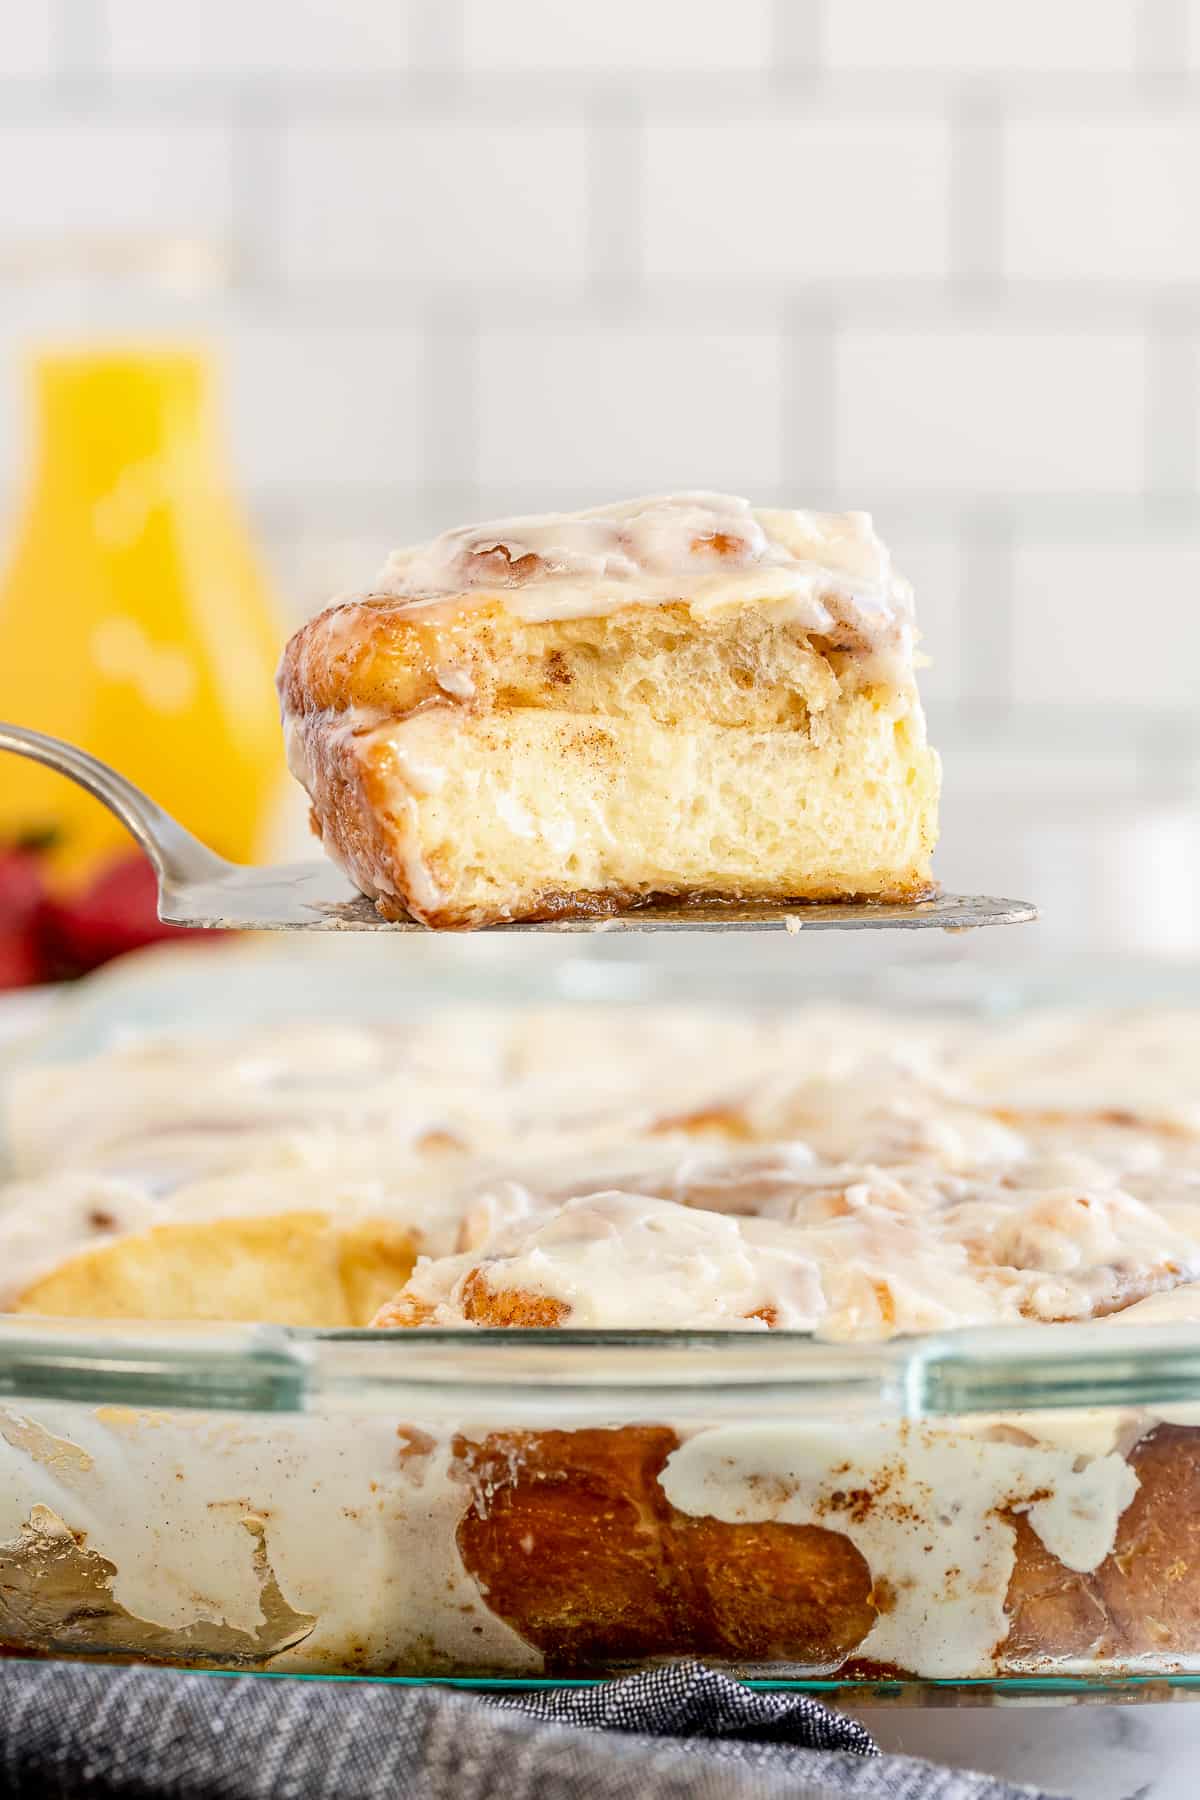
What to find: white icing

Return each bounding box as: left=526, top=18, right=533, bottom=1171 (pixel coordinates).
left=400, top=1168, right=1200, bottom=1342
left=391, top=790, right=442, bottom=913
left=371, top=493, right=917, bottom=678
left=7, top=1002, right=1200, bottom=1335
left=0, top=1402, right=537, bottom=1675
left=405, top=1192, right=826, bottom=1329
left=435, top=665, right=476, bottom=701
left=1101, top=1282, right=1200, bottom=1325
left=379, top=737, right=448, bottom=796
left=0, top=1175, right=156, bottom=1306
left=660, top=1422, right=1139, bottom=1678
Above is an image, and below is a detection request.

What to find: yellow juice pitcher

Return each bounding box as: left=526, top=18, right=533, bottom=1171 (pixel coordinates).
left=0, top=347, right=286, bottom=885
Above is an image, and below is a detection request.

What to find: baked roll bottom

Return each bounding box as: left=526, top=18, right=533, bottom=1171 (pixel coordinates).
left=2, top=1412, right=1193, bottom=1680
left=289, top=690, right=939, bottom=929
left=449, top=1420, right=1200, bottom=1678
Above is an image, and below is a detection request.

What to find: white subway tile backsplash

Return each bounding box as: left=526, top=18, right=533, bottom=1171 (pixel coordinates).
left=463, top=0, right=773, bottom=72
left=834, top=328, right=1146, bottom=495
left=0, top=343, right=27, bottom=492
left=280, top=120, right=589, bottom=287
left=884, top=537, right=963, bottom=703
left=1185, top=1, right=1200, bottom=68
left=0, top=120, right=233, bottom=258
left=0, top=0, right=1197, bottom=850
left=0, top=3, right=54, bottom=78
left=645, top=118, right=950, bottom=281
left=0, top=0, right=1196, bottom=958
left=825, top=0, right=1138, bottom=71
left=1004, top=117, right=1200, bottom=284
left=936, top=786, right=1199, bottom=954
left=222, top=321, right=425, bottom=490
left=1011, top=541, right=1200, bottom=706
left=265, top=509, right=434, bottom=626
left=105, top=0, right=412, bottom=76
left=476, top=328, right=783, bottom=491
left=942, top=743, right=1144, bottom=800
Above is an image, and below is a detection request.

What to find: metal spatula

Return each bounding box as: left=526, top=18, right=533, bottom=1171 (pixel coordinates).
left=0, top=723, right=1036, bottom=934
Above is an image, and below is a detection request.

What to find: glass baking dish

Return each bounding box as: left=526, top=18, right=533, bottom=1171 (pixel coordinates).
left=4, top=934, right=1200, bottom=1703
left=4, top=1314, right=1200, bottom=1702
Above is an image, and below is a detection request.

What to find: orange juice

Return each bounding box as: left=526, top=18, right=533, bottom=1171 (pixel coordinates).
left=0, top=348, right=285, bottom=885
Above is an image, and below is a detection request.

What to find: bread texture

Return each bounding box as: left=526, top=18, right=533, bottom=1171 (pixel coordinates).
left=14, top=1212, right=416, bottom=1327
left=451, top=1427, right=877, bottom=1670
left=279, top=495, right=940, bottom=927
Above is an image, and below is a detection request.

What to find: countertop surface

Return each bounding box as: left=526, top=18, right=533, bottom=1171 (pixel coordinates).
left=847, top=1702, right=1200, bottom=1798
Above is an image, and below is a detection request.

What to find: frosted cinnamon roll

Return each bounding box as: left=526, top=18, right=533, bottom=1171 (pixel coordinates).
left=373, top=1172, right=1200, bottom=1339
left=1, top=1168, right=422, bottom=1328
left=278, top=493, right=941, bottom=928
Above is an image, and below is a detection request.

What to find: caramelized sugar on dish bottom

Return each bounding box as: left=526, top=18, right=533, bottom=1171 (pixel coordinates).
left=6, top=1002, right=1200, bottom=1679
left=278, top=493, right=940, bottom=926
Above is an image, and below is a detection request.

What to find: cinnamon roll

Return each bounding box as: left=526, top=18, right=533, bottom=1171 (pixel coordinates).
left=278, top=493, right=940, bottom=928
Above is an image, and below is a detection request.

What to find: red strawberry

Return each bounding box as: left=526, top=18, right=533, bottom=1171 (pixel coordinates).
left=41, top=850, right=215, bottom=977
left=0, top=847, right=49, bottom=988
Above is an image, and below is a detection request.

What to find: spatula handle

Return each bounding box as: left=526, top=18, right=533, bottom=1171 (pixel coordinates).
left=0, top=723, right=229, bottom=887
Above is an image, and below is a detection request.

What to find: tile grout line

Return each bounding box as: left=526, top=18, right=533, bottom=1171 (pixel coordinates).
left=21, top=66, right=1200, bottom=122
left=218, top=486, right=1200, bottom=541
left=65, top=271, right=1200, bottom=335
left=53, top=0, right=105, bottom=98
left=1136, top=0, right=1191, bottom=76
left=585, top=90, right=644, bottom=310
left=770, top=0, right=824, bottom=86
left=959, top=511, right=1017, bottom=708
left=420, top=296, right=482, bottom=529
left=410, top=0, right=465, bottom=73
left=230, top=82, right=283, bottom=297
left=948, top=81, right=1005, bottom=308
left=1144, top=318, right=1198, bottom=499
left=780, top=299, right=838, bottom=503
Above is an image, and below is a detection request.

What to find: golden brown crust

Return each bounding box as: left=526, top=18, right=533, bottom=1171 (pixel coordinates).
left=373, top=878, right=937, bottom=932
left=371, top=1290, right=436, bottom=1329
left=1005, top=1424, right=1200, bottom=1663
left=278, top=597, right=846, bottom=734
left=278, top=595, right=475, bottom=725
left=286, top=712, right=411, bottom=918
left=458, top=1268, right=570, bottom=1328
left=448, top=1420, right=1200, bottom=1676
left=451, top=1427, right=877, bottom=1670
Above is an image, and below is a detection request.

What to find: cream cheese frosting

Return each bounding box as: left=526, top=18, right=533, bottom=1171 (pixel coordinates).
left=4, top=999, right=1200, bottom=1680
left=369, top=493, right=917, bottom=677
left=390, top=1171, right=1200, bottom=1341
left=659, top=1421, right=1140, bottom=1679
left=6, top=1001, right=1200, bottom=1322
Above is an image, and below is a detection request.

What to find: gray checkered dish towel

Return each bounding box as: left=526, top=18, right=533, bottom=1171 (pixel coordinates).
left=0, top=1661, right=1058, bottom=1800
